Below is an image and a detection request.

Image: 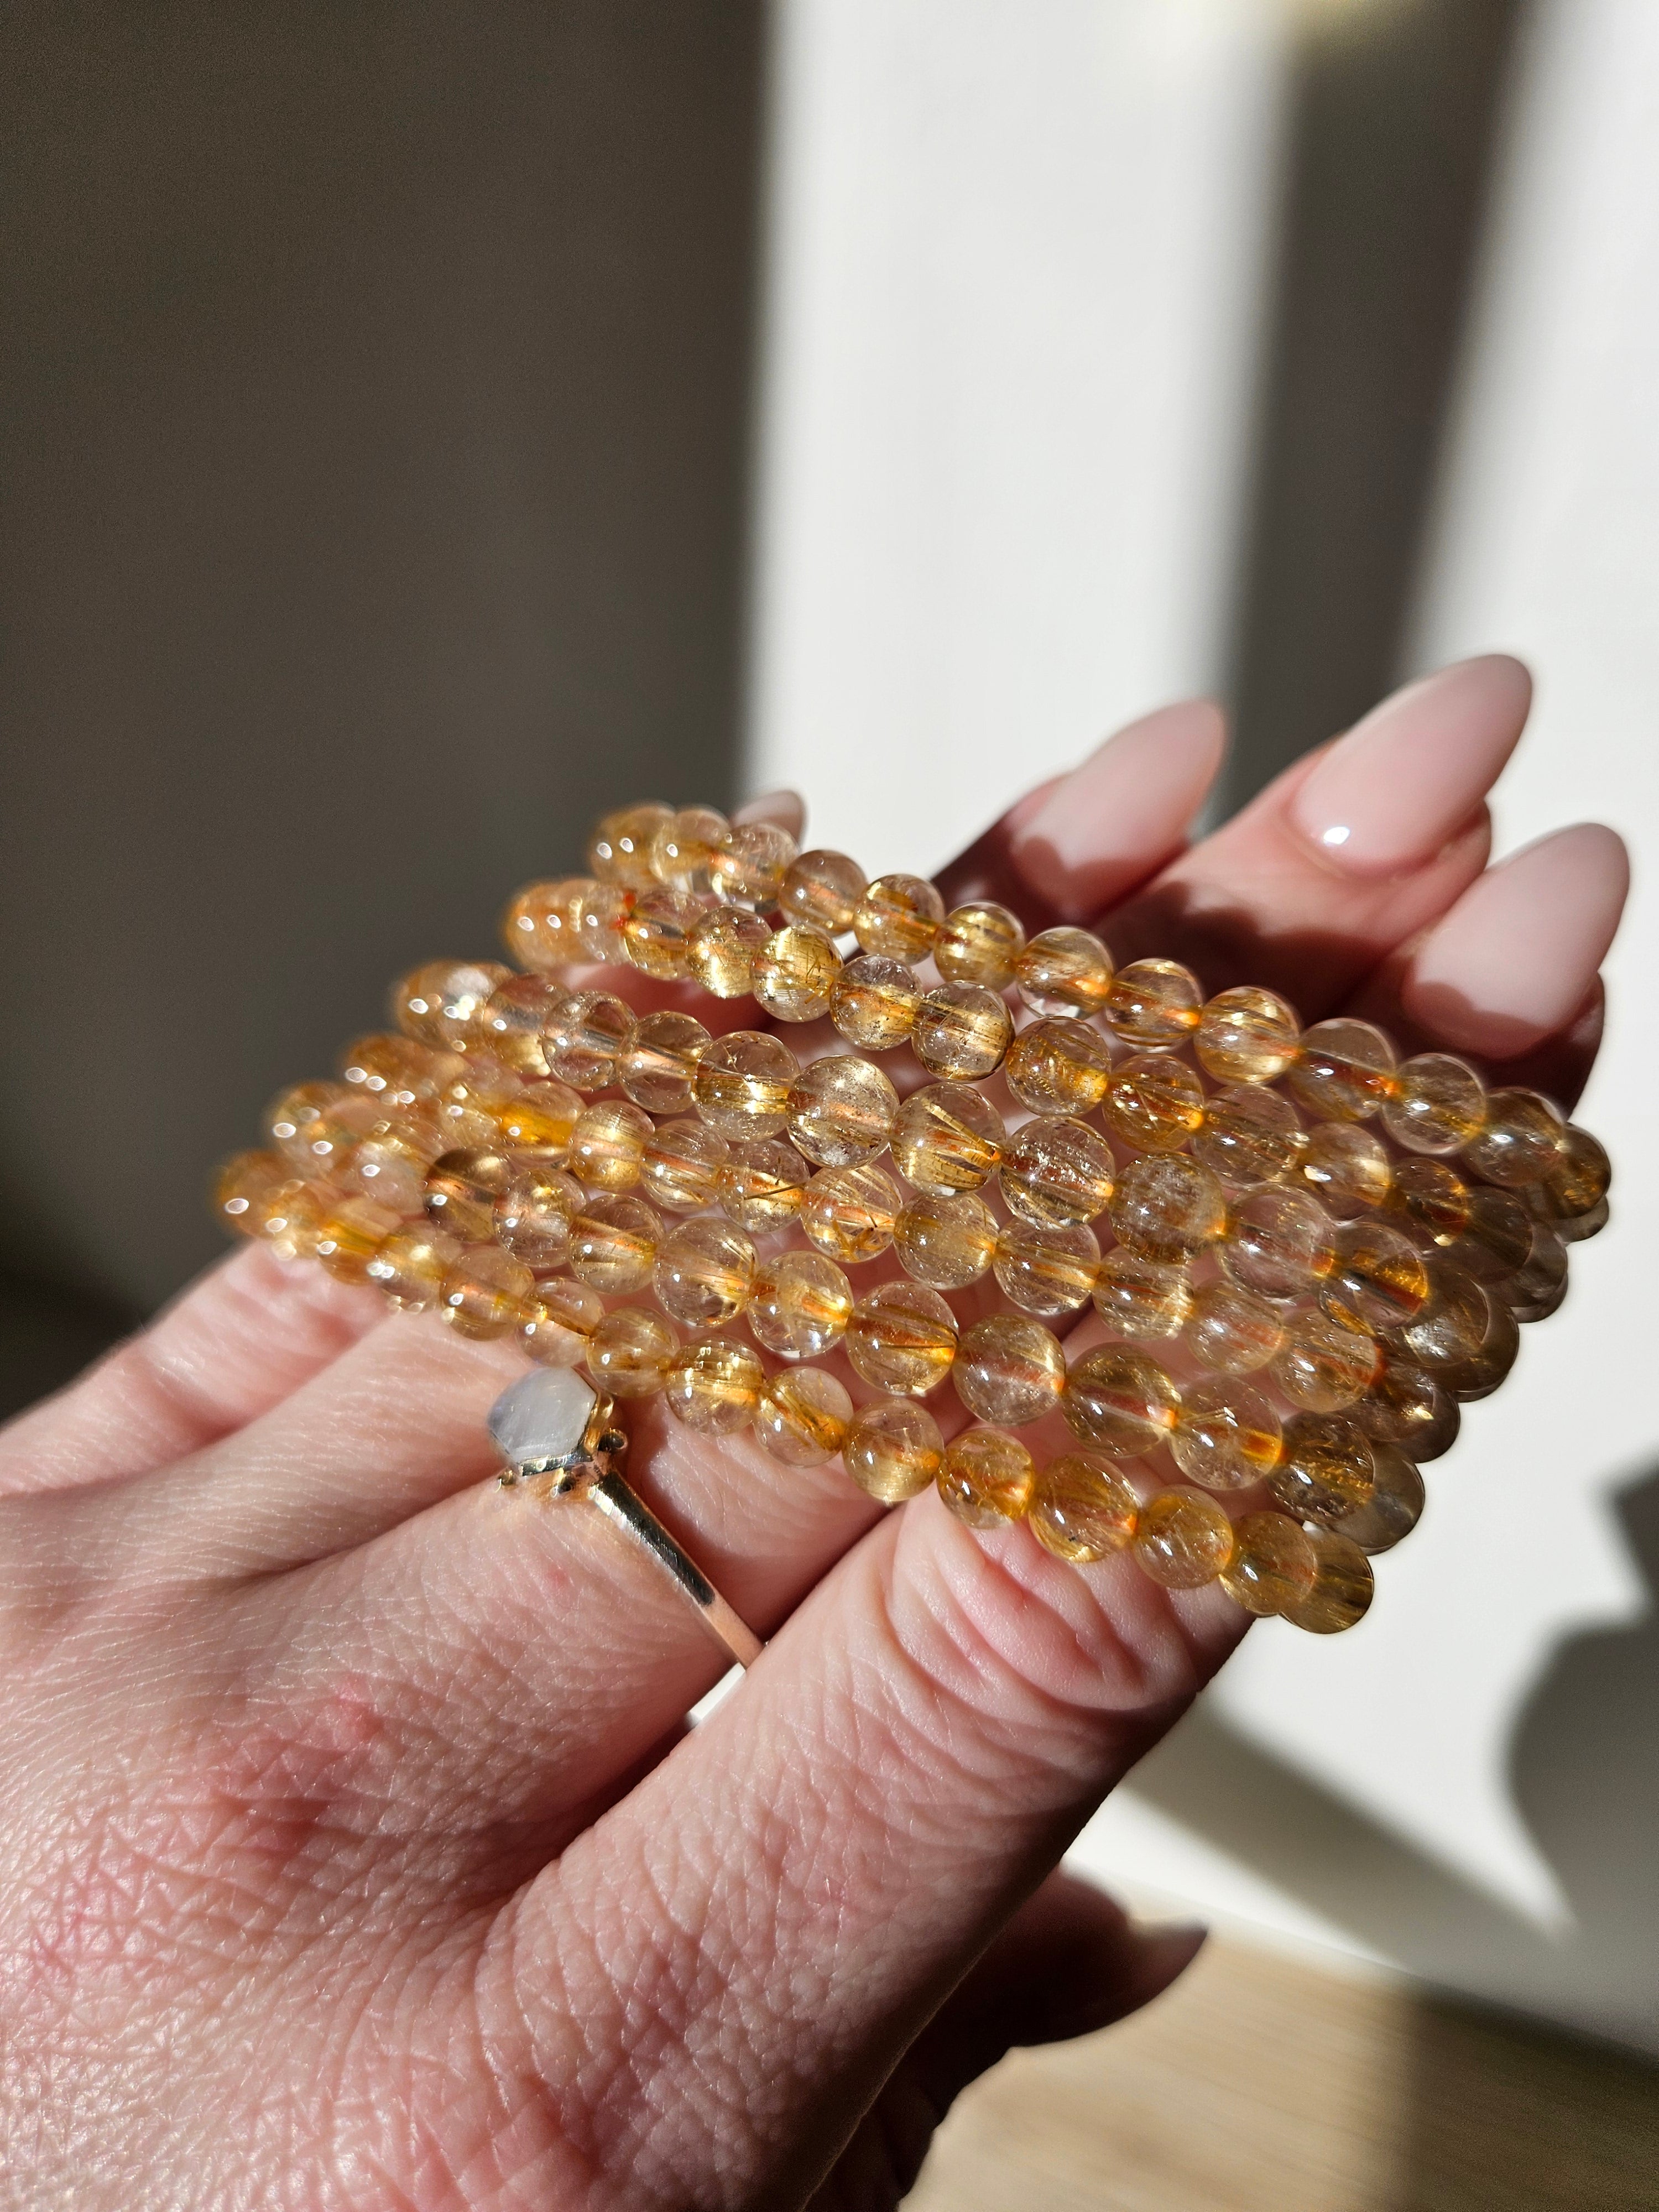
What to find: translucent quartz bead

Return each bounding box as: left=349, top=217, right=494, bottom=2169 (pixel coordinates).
left=555, top=884, right=627, bottom=968
left=253, top=1178, right=335, bottom=1261
left=710, top=820, right=796, bottom=910
left=1288, top=1018, right=1398, bottom=1121
left=1106, top=958, right=1203, bottom=1046
left=953, top=1314, right=1067, bottom=1427
left=367, top=1224, right=462, bottom=1311
left=914, top=984, right=1014, bottom=1079
left=1437, top=1288, right=1520, bottom=1402
left=1029, top=1453, right=1140, bottom=1562
left=753, top=924, right=843, bottom=1022
left=1297, top=1123, right=1391, bottom=1219
left=1382, top=1052, right=1487, bottom=1154
left=1194, top=984, right=1301, bottom=1084
left=315, top=1194, right=401, bottom=1284
left=1270, top=1411, right=1376, bottom=1524
left=326, top=1138, right=431, bottom=1230
left=493, top=1077, right=584, bottom=1159
left=569, top=1195, right=661, bottom=1293
left=1108, top=1155, right=1227, bottom=1262
left=853, top=873, right=946, bottom=961
left=1063, top=1348, right=1181, bottom=1456
left=938, top=1429, right=1036, bottom=1528
left=649, top=804, right=729, bottom=896
left=749, top=1249, right=854, bottom=1358
left=801, top=1164, right=901, bottom=1264
left=695, top=1031, right=800, bottom=1139
left=478, top=974, right=566, bottom=1076
left=1014, top=926, right=1114, bottom=1018
left=999, top=1115, right=1117, bottom=1227
left=843, top=1398, right=944, bottom=1503
left=1133, top=1491, right=1235, bottom=1588
left=787, top=1054, right=900, bottom=1167
left=832, top=955, right=924, bottom=1050
left=1355, top=1353, right=1459, bottom=1463
left=501, top=878, right=590, bottom=971
left=893, top=1190, right=999, bottom=1290
left=687, top=906, right=771, bottom=998
left=1274, top=1310, right=1380, bottom=1412
left=653, top=1216, right=757, bottom=1326
left=520, top=1278, right=604, bottom=1368
left=754, top=1365, right=853, bottom=1467
left=936, top=901, right=1025, bottom=988
left=1504, top=1222, right=1569, bottom=1322
left=1318, top=1219, right=1430, bottom=1332
left=623, top=888, right=702, bottom=980
left=439, top=1244, right=536, bottom=1339
left=1285, top=1529, right=1374, bottom=1634
left=1004, top=1018, right=1113, bottom=1115
left=545, top=991, right=635, bottom=1092
left=781, top=847, right=867, bottom=934
left=619, top=1011, right=709, bottom=1115
left=424, top=1148, right=517, bottom=1242
left=994, top=1219, right=1100, bottom=1315
left=1220, top=1511, right=1318, bottom=1617
left=586, top=1306, right=679, bottom=1398
left=1102, top=1053, right=1207, bottom=1152
left=1462, top=1087, right=1567, bottom=1187
left=1398, top=1262, right=1490, bottom=1371
left=891, top=1083, right=1005, bottom=1196
left=1335, top=1442, right=1425, bottom=1555
left=393, top=959, right=512, bottom=1049
left=846, top=1282, right=959, bottom=1396
left=1384, top=1158, right=1472, bottom=1248
left=1220, top=1186, right=1336, bottom=1301
left=1534, top=1124, right=1611, bottom=1229
left=570, top=1100, right=652, bottom=1192
left=266, top=1080, right=375, bottom=1177
left=717, top=1136, right=809, bottom=1230
left=1171, top=1379, right=1282, bottom=1490
left=1092, top=1250, right=1193, bottom=1340
left=1446, top=1184, right=1535, bottom=1287
left=494, top=1165, right=582, bottom=1271
left=1194, top=1084, right=1304, bottom=1190
left=214, top=1150, right=296, bottom=1238
left=340, top=1031, right=464, bottom=1105
left=1185, top=1280, right=1285, bottom=1374
left=588, top=800, right=672, bottom=890
left=664, top=1334, right=765, bottom=1434
left=437, top=1051, right=522, bottom=1129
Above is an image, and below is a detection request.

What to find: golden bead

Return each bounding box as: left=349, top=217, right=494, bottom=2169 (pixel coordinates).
left=717, top=1135, right=810, bottom=1230
left=891, top=1081, right=1005, bottom=1195
left=493, top=1077, right=585, bottom=1159
left=781, top=847, right=868, bottom=933
left=1102, top=1052, right=1207, bottom=1152
left=938, top=1428, right=1035, bottom=1527
left=477, top=974, right=567, bottom=1075
left=619, top=1011, right=709, bottom=1114
left=1444, top=1185, right=1535, bottom=1285
left=366, top=1223, right=463, bottom=1311
left=341, top=1138, right=430, bottom=1225
left=1133, top=1490, right=1235, bottom=1588
left=695, top=1030, right=800, bottom=1139
left=545, top=990, right=635, bottom=1092
left=500, top=878, right=592, bottom=971
left=787, top=1053, right=899, bottom=1166
left=568, top=1194, right=661, bottom=1293
left=1437, top=1285, right=1520, bottom=1402
left=1319, top=1219, right=1430, bottom=1333
left=847, top=1282, right=959, bottom=1395
left=1222, top=1512, right=1318, bottom=1616
left=1297, top=1122, right=1392, bottom=1218
left=936, top=901, right=1025, bottom=988
left=1193, top=1083, right=1305, bottom=1189
left=1383, top=1157, right=1471, bottom=1247
left=831, top=954, right=924, bottom=1050
left=649, top=804, right=729, bottom=896
left=265, top=1079, right=376, bottom=1177
left=853, top=872, right=945, bottom=961
left=1107, top=957, right=1202, bottom=1046
left=213, top=1150, right=295, bottom=1238
left=1461, top=1087, right=1568, bottom=1187
left=494, top=1165, right=582, bottom=1271
left=1270, top=1411, right=1375, bottom=1524
left=253, top=1178, right=335, bottom=1262
left=588, top=801, right=672, bottom=890
left=1029, top=1453, right=1140, bottom=1562
left=914, top=983, right=1014, bottom=1079
left=437, top=1051, right=522, bottom=1128
left=1334, top=1443, right=1425, bottom=1555
left=1273, top=1309, right=1380, bottom=1412
left=1064, top=1347, right=1181, bottom=1456
left=424, top=1147, right=516, bottom=1243
left=1288, top=1018, right=1398, bottom=1122
left=1092, top=1250, right=1193, bottom=1340
left=843, top=1398, right=943, bottom=1503
left=994, top=1219, right=1099, bottom=1315
left=438, top=1244, right=536, bottom=1339
left=1355, top=1353, right=1459, bottom=1462
left=710, top=820, right=796, bottom=910
left=586, top=1306, right=679, bottom=1397
left=664, top=1334, right=765, bottom=1434
left=314, top=1194, right=401, bottom=1284
left=1185, top=1280, right=1285, bottom=1375
left=622, top=887, right=702, bottom=979
left=1382, top=1052, right=1486, bottom=1154
left=1172, top=1378, right=1282, bottom=1490
left=1107, top=1154, right=1227, bottom=1262
left=1505, top=1221, right=1569, bottom=1322
left=1285, top=1528, right=1374, bottom=1634
left=642, top=1117, right=728, bottom=1213
left=754, top=1365, right=853, bottom=1467
left=999, top=1114, right=1117, bottom=1226
left=749, top=1249, right=854, bottom=1358
left=1533, top=1123, right=1611, bottom=1229
left=753, top=923, right=843, bottom=1022
left=570, top=1099, right=652, bottom=1192
left=653, top=1215, right=757, bottom=1326
left=520, top=1278, right=604, bottom=1366
left=1004, top=1017, right=1113, bottom=1115
left=801, top=1163, right=901, bottom=1264
left=1014, top=926, right=1113, bottom=1018
left=393, top=959, right=510, bottom=1050
left=893, top=1190, right=999, bottom=1290
left=687, top=906, right=771, bottom=998
left=953, top=1314, right=1067, bottom=1427
left=1398, top=1261, right=1490, bottom=1371
left=340, top=1031, right=465, bottom=1105
left=1194, top=984, right=1301, bottom=1084
left=569, top=882, right=633, bottom=964
left=1220, top=1186, right=1336, bottom=1300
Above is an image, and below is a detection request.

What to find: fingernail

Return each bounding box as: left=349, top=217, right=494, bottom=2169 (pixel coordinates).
left=1290, top=655, right=1531, bottom=875
left=1402, top=823, right=1629, bottom=1057
left=734, top=789, right=805, bottom=838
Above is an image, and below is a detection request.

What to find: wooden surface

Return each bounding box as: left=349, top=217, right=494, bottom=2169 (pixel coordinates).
left=905, top=1935, right=1658, bottom=2210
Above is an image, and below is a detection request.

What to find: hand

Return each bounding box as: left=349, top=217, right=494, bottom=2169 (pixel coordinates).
left=0, top=658, right=1626, bottom=2209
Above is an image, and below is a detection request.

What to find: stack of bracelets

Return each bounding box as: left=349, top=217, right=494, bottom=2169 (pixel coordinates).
left=213, top=798, right=1611, bottom=1637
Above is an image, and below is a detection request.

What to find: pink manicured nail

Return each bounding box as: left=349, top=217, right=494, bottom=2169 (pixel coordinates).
left=1402, top=823, right=1629, bottom=1057
left=1289, top=655, right=1531, bottom=875
left=734, top=789, right=805, bottom=838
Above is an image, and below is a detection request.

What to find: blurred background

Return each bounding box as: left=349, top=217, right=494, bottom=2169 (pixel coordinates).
left=3, top=0, right=1656, bottom=2197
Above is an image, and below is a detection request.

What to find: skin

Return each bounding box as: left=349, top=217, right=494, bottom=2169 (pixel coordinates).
left=0, top=658, right=1629, bottom=2210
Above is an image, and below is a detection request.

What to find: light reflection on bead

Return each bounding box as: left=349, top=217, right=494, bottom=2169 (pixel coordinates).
left=1171, top=1379, right=1281, bottom=1490
left=1273, top=1309, right=1380, bottom=1412
left=749, top=1249, right=854, bottom=1359
left=1297, top=1123, right=1392, bottom=1219
left=999, top=1114, right=1117, bottom=1226
left=439, top=1244, right=535, bottom=1340
left=831, top=954, right=924, bottom=1050
left=1134, top=1491, right=1235, bottom=1588
left=1355, top=1354, right=1459, bottom=1462
left=687, top=906, right=770, bottom=997
left=754, top=1365, right=853, bottom=1466
left=1222, top=1511, right=1318, bottom=1616
left=1004, top=1018, right=1114, bottom=1115
left=1015, top=926, right=1113, bottom=1018
left=894, top=1190, right=999, bottom=1290
left=570, top=1099, right=652, bottom=1192
left=501, top=878, right=591, bottom=971
left=588, top=802, right=672, bottom=890
left=1289, top=1018, right=1398, bottom=1121
left=787, top=1054, right=899, bottom=1167
left=520, top=1277, right=604, bottom=1366
left=214, top=1149, right=298, bottom=1238
left=340, top=1032, right=464, bottom=1105
left=752, top=924, right=843, bottom=1022
left=1334, top=1443, right=1425, bottom=1555
left=642, top=1117, right=729, bottom=1213
left=695, top=1031, right=800, bottom=1139
left=1029, top=1453, right=1139, bottom=1562
left=1318, top=1219, right=1430, bottom=1332
left=914, top=983, right=1014, bottom=1079
left=1270, top=1411, right=1375, bottom=1524
left=1285, top=1528, right=1374, bottom=1634
left=256, top=1178, right=335, bottom=1261
left=266, top=1081, right=373, bottom=1177
left=1092, top=1250, right=1193, bottom=1340
left=1533, top=1124, right=1611, bottom=1229
left=853, top=873, right=945, bottom=961
left=939, top=1429, right=1035, bottom=1527
left=892, top=1083, right=1005, bottom=1195
left=586, top=1306, right=678, bottom=1397
left=367, top=1223, right=463, bottom=1311
left=545, top=992, right=635, bottom=1092
left=1382, top=1052, right=1486, bottom=1154
left=649, top=804, right=729, bottom=896
left=493, top=1077, right=584, bottom=1160
left=843, top=1397, right=943, bottom=1502
left=1384, top=1157, right=1472, bottom=1248
left=619, top=1011, right=709, bottom=1114
left=954, top=1314, right=1066, bottom=1427
left=1194, top=1084, right=1304, bottom=1190
left=1195, top=985, right=1301, bottom=1084
left=709, top=820, right=796, bottom=910
left=1106, top=958, right=1202, bottom=1046
left=622, top=888, right=702, bottom=979
left=664, top=1334, right=765, bottom=1433
left=314, top=1194, right=401, bottom=1284
left=1102, top=1052, right=1207, bottom=1152
left=494, top=1165, right=582, bottom=1271
left=1185, top=1279, right=1285, bottom=1375
left=1399, top=1262, right=1490, bottom=1371
left=570, top=882, right=633, bottom=964
left=801, top=1163, right=901, bottom=1264
left=847, top=1282, right=959, bottom=1395
left=1220, top=1186, right=1336, bottom=1301
left=1462, top=1087, right=1567, bottom=1188
left=394, top=960, right=512, bottom=1050
left=653, top=1215, right=757, bottom=1326
left=994, top=1219, right=1099, bottom=1315
left=425, top=1148, right=515, bottom=1243
left=1063, top=1347, right=1180, bottom=1456
left=781, top=848, right=867, bottom=934
left=936, top=902, right=1025, bottom=988
left=568, top=1194, right=661, bottom=1293
left=717, top=1135, right=810, bottom=1230
left=479, top=974, right=566, bottom=1075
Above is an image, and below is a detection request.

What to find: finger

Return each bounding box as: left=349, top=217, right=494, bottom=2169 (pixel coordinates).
left=734, top=788, right=806, bottom=838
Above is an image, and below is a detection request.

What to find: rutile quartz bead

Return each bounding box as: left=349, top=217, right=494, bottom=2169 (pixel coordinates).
left=1029, top=1453, right=1140, bottom=1562
left=842, top=1397, right=943, bottom=1502
left=999, top=1114, right=1117, bottom=1227
left=314, top=1194, right=401, bottom=1284
left=1355, top=1354, right=1459, bottom=1462
left=439, top=1051, right=522, bottom=1131
left=1437, top=1288, right=1520, bottom=1402
left=853, top=873, right=945, bottom=961
left=254, top=1178, right=335, bottom=1262
left=1382, top=1052, right=1487, bottom=1155
left=493, top=1077, right=584, bottom=1160
left=1015, top=926, right=1114, bottom=1018
left=568, top=1195, right=661, bottom=1294
left=1185, top=1280, right=1285, bottom=1374
left=801, top=1163, right=901, bottom=1264
left=425, top=1148, right=516, bottom=1243
left=1063, top=1347, right=1180, bottom=1456
left=1171, top=1379, right=1281, bottom=1490
left=649, top=804, right=729, bottom=897
left=781, top=848, right=867, bottom=935
left=1220, top=1185, right=1337, bottom=1301
left=1194, top=1083, right=1304, bottom=1190
left=439, top=1243, right=536, bottom=1339
left=1285, top=1528, right=1374, bottom=1634
left=846, top=1282, right=959, bottom=1395
left=891, top=1083, right=1005, bottom=1195
left=1504, top=1222, right=1569, bottom=1322
left=717, top=1135, right=809, bottom=1230
left=570, top=882, right=634, bottom=965
left=1270, top=1411, right=1376, bottom=1525
left=502, top=878, right=591, bottom=971
left=1106, top=958, right=1202, bottom=1046
left=994, top=1219, right=1099, bottom=1316
left=1134, top=1490, right=1235, bottom=1588
left=214, top=1149, right=297, bottom=1238
left=1092, top=1250, right=1193, bottom=1340
left=340, top=1031, right=464, bottom=1105
left=936, top=901, right=1025, bottom=988
left=1297, top=1123, right=1392, bottom=1219
left=394, top=960, right=512, bottom=1050
left=588, top=801, right=672, bottom=890
left=754, top=1365, right=852, bottom=1467
left=520, top=1278, right=604, bottom=1367
left=586, top=1306, right=679, bottom=1397
left=1108, top=1154, right=1227, bottom=1262
left=545, top=991, right=635, bottom=1092
left=1446, top=1185, right=1535, bottom=1286
left=570, top=1099, right=652, bottom=1192
left=831, top=954, right=924, bottom=1050
left=710, top=820, right=796, bottom=910
left=623, top=888, right=702, bottom=980
left=753, top=924, right=842, bottom=1022
left=1004, top=1017, right=1113, bottom=1115
left=1318, top=1219, right=1430, bottom=1333
left=787, top=1054, right=899, bottom=1167
left=652, top=1215, right=757, bottom=1327
left=1272, top=1309, right=1381, bottom=1412
left=478, top=974, right=566, bottom=1076
left=938, top=1429, right=1036, bottom=1528
left=914, top=983, right=1014, bottom=1079
left=333, top=1140, right=428, bottom=1230
left=1384, top=1158, right=1472, bottom=1247
left=1194, top=985, right=1301, bottom=1084
left=1102, top=1052, right=1207, bottom=1153
left=1289, top=1018, right=1398, bottom=1122
left=894, top=1190, right=999, bottom=1290
left=953, top=1314, right=1067, bottom=1427
left=1462, top=1087, right=1567, bottom=1187
left=749, top=1249, right=854, bottom=1359
left=619, top=1011, right=709, bottom=1115
left=367, top=1223, right=463, bottom=1311
left=1533, top=1124, right=1611, bottom=1229
left=494, top=1165, right=582, bottom=1271
left=266, top=1081, right=374, bottom=1178
left=687, top=906, right=770, bottom=997
left=664, top=1334, right=765, bottom=1434
left=1222, top=1512, right=1318, bottom=1616
left=1334, top=1442, right=1425, bottom=1555
left=695, top=1031, right=800, bottom=1139
left=1398, top=1262, right=1490, bottom=1371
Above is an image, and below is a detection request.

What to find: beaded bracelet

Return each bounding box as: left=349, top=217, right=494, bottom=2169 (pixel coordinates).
left=213, top=799, right=1611, bottom=1640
